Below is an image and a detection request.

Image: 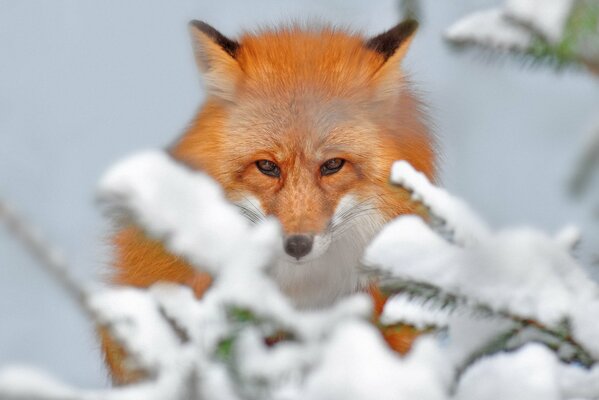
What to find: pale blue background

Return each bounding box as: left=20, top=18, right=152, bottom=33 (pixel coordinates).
left=1, top=0, right=598, bottom=388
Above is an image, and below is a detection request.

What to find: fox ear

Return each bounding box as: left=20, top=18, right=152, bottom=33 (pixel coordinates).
left=367, top=20, right=418, bottom=100
left=366, top=19, right=418, bottom=62
left=189, top=20, right=242, bottom=101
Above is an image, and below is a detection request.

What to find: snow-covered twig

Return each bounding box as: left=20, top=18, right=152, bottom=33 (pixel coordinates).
left=96, top=151, right=279, bottom=275
left=504, top=0, right=574, bottom=43
left=366, top=161, right=598, bottom=374
left=445, top=8, right=534, bottom=53
left=444, top=0, right=599, bottom=71
left=390, top=161, right=491, bottom=246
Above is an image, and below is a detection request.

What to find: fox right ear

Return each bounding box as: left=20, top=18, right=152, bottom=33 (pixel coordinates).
left=366, top=20, right=418, bottom=62
left=366, top=20, right=419, bottom=101
left=189, top=20, right=242, bottom=101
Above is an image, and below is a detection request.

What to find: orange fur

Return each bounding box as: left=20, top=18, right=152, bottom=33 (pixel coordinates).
left=105, top=21, right=435, bottom=384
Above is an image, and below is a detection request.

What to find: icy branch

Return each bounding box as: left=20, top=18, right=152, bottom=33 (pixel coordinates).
left=445, top=8, right=534, bottom=52
left=444, top=0, right=598, bottom=70
left=505, top=0, right=574, bottom=43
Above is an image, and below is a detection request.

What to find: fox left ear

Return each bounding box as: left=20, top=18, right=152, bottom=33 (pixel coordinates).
left=189, top=20, right=243, bottom=101
left=367, top=20, right=418, bottom=100
left=366, top=19, right=418, bottom=62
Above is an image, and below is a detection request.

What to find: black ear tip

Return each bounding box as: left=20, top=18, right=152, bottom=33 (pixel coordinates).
left=388, top=19, right=419, bottom=40
left=189, top=20, right=213, bottom=33
left=188, top=20, right=240, bottom=58
left=366, top=19, right=419, bottom=59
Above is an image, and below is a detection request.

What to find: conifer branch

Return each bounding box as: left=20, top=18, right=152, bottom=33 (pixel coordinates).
left=379, top=276, right=595, bottom=370
left=445, top=0, right=599, bottom=73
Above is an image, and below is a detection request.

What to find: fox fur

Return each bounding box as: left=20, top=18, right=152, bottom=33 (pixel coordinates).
left=104, top=20, right=435, bottom=384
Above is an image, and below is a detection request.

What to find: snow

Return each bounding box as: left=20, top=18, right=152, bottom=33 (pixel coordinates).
left=0, top=364, right=194, bottom=400
left=559, top=363, right=599, bottom=399
left=505, top=0, right=573, bottom=43
left=445, top=8, right=533, bottom=52
left=87, top=285, right=199, bottom=374
left=554, top=224, right=582, bottom=252
left=455, top=344, right=561, bottom=400
left=367, top=162, right=599, bottom=330
left=366, top=160, right=599, bottom=391
left=457, top=343, right=599, bottom=400
left=445, top=0, right=574, bottom=53
left=570, top=299, right=599, bottom=359
left=0, top=366, right=79, bottom=400
left=298, top=322, right=448, bottom=400
left=364, top=215, right=461, bottom=287
left=368, top=216, right=598, bottom=328
left=93, top=151, right=387, bottom=398
left=97, top=150, right=280, bottom=275
left=445, top=314, right=517, bottom=368
left=380, top=294, right=451, bottom=329
left=4, top=151, right=599, bottom=399
left=390, top=160, right=490, bottom=246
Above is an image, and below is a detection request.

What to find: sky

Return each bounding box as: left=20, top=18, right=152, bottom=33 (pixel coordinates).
left=1, top=0, right=598, bottom=388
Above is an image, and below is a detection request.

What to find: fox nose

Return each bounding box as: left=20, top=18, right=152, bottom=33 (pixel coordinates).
left=284, top=235, right=313, bottom=260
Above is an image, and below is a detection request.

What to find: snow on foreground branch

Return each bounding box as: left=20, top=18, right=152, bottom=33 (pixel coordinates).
left=445, top=0, right=573, bottom=49
left=2, top=151, right=599, bottom=399
left=445, top=0, right=599, bottom=72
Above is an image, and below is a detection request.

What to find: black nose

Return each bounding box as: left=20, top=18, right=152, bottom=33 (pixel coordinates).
left=284, top=235, right=313, bottom=259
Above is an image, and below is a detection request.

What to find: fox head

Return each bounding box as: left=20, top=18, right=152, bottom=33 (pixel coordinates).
left=170, top=20, right=435, bottom=308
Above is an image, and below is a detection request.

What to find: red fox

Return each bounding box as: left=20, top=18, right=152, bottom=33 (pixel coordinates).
left=104, top=20, right=435, bottom=383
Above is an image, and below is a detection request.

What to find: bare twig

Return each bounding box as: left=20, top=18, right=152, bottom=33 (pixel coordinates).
left=0, top=197, right=161, bottom=382
left=0, top=198, right=88, bottom=304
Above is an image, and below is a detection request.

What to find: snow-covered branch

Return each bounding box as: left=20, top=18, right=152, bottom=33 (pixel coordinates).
left=2, top=152, right=599, bottom=399
left=366, top=162, right=599, bottom=368
left=445, top=0, right=599, bottom=71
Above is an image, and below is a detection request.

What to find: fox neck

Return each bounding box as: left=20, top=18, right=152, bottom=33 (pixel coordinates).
left=267, top=208, right=385, bottom=309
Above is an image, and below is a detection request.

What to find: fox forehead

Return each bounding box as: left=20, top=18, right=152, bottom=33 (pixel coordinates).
left=216, top=26, right=407, bottom=163
left=236, top=26, right=384, bottom=96
left=224, top=95, right=382, bottom=162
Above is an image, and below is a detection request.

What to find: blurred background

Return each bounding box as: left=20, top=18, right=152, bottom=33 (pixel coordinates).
left=1, top=0, right=598, bottom=388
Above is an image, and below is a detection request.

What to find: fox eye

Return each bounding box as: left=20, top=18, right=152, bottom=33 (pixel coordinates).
left=321, top=158, right=345, bottom=176
left=256, top=159, right=280, bottom=177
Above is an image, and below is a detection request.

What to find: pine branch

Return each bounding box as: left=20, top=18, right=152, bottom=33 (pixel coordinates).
left=378, top=278, right=493, bottom=318
left=449, top=326, right=519, bottom=394
left=379, top=276, right=595, bottom=369
left=445, top=0, right=599, bottom=74
left=389, top=161, right=491, bottom=247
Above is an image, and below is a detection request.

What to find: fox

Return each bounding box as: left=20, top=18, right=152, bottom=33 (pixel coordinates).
left=103, top=19, right=435, bottom=384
